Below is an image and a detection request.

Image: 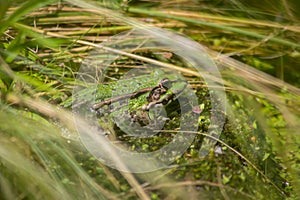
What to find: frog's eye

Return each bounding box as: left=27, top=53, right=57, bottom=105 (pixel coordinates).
left=159, top=78, right=172, bottom=89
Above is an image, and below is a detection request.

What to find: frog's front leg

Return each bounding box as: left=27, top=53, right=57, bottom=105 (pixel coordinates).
left=149, top=103, right=170, bottom=126
left=130, top=110, right=150, bottom=126
left=130, top=103, right=169, bottom=128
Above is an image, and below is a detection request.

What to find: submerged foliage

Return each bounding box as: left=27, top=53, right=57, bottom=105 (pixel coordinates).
left=0, top=0, right=299, bottom=199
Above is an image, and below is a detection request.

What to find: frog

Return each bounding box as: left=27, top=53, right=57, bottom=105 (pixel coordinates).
left=99, top=74, right=188, bottom=137
left=61, top=68, right=189, bottom=138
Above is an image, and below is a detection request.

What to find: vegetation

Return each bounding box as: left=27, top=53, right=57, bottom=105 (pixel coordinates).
left=0, top=0, right=299, bottom=199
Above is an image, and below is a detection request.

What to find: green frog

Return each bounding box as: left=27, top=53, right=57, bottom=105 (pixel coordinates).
left=61, top=68, right=190, bottom=138
left=100, top=71, right=189, bottom=137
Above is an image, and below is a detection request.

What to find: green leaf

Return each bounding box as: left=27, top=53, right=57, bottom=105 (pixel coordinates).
left=0, top=0, right=11, bottom=22
left=262, top=153, right=270, bottom=161
left=252, top=121, right=257, bottom=129
left=222, top=174, right=232, bottom=185
left=0, top=0, right=57, bottom=34
left=13, top=23, right=66, bottom=50
left=5, top=31, right=27, bottom=63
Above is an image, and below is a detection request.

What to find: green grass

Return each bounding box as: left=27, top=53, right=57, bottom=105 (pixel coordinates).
left=0, top=0, right=299, bottom=199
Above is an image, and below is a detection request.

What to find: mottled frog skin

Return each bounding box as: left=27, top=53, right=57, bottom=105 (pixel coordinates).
left=100, top=74, right=187, bottom=137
